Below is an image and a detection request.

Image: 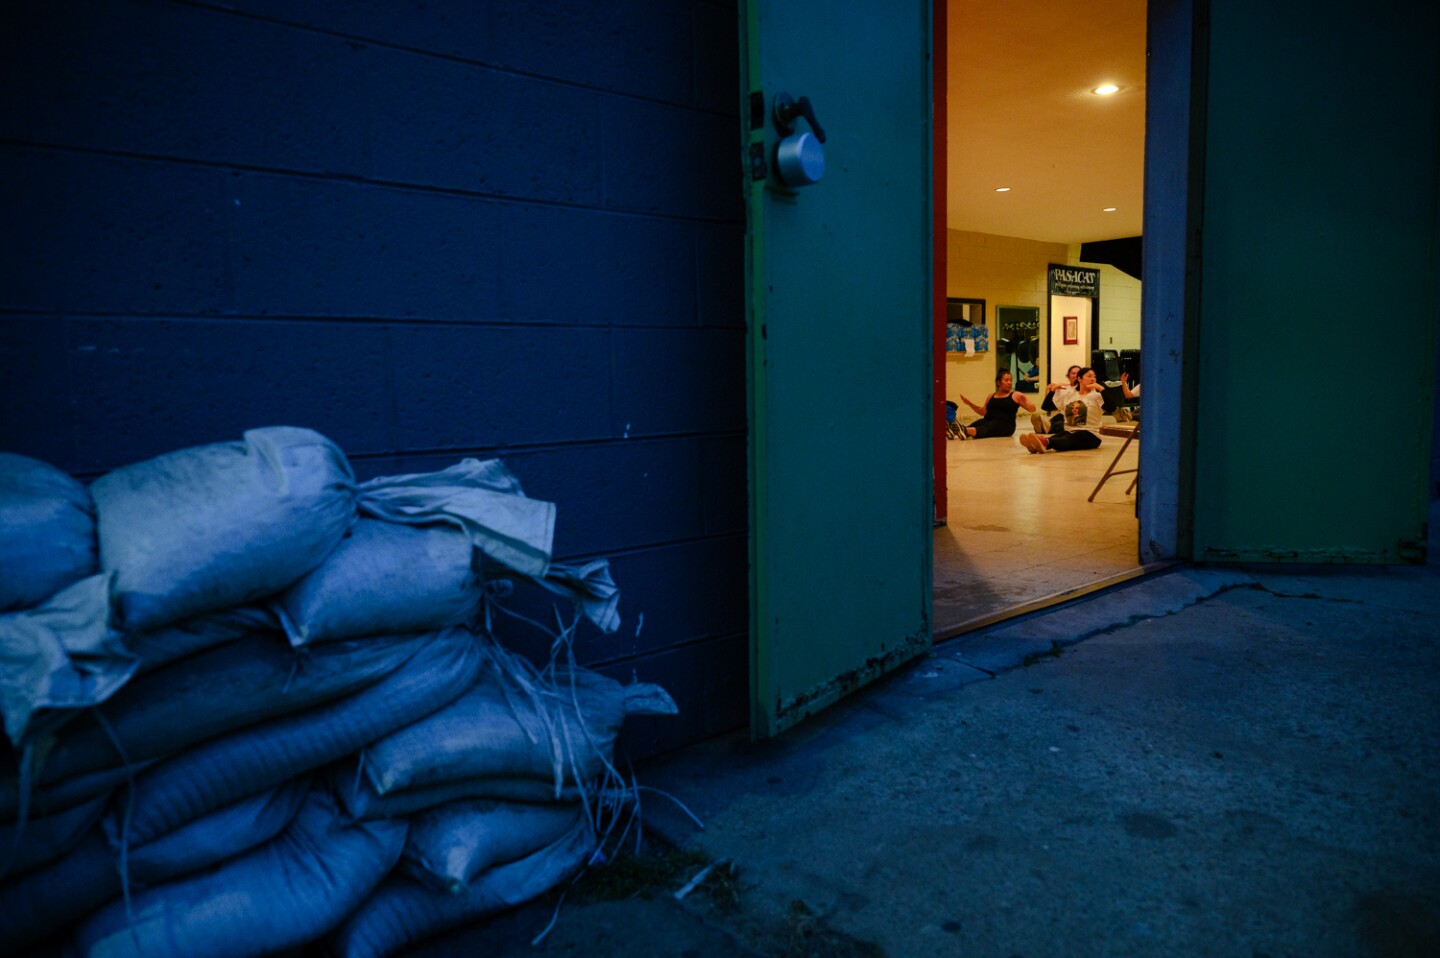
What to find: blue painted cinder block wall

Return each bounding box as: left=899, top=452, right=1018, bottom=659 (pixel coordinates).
left=0, top=0, right=748, bottom=755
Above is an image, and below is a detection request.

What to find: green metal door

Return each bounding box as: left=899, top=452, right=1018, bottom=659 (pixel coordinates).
left=1192, top=0, right=1439, bottom=563
left=741, top=0, right=933, bottom=737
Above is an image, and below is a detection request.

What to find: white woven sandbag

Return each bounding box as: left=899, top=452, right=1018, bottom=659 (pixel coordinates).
left=357, top=650, right=677, bottom=801
left=113, top=775, right=311, bottom=885
left=91, top=426, right=357, bottom=632
left=333, top=769, right=587, bottom=821
left=275, top=519, right=486, bottom=646
left=118, top=628, right=486, bottom=845
left=69, top=787, right=406, bottom=958
left=0, top=453, right=97, bottom=612
left=124, top=605, right=279, bottom=674
left=0, top=789, right=108, bottom=881
left=357, top=458, right=554, bottom=578
left=0, top=574, right=136, bottom=747
left=330, top=814, right=594, bottom=958
left=0, top=779, right=309, bottom=952
left=35, top=631, right=439, bottom=785
left=0, top=761, right=152, bottom=824
left=399, top=798, right=584, bottom=894
left=537, top=558, right=621, bottom=634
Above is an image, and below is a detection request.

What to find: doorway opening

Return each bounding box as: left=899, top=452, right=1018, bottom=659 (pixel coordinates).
left=932, top=0, right=1150, bottom=636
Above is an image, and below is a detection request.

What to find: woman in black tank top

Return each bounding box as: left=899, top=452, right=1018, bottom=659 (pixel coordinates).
left=953, top=370, right=1037, bottom=440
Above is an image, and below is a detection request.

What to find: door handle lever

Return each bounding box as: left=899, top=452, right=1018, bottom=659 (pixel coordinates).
left=773, top=93, right=826, bottom=142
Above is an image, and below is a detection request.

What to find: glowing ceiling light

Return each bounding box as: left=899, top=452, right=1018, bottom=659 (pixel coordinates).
left=1093, top=83, right=1120, bottom=95
left=1102, top=207, right=1117, bottom=212
left=994, top=187, right=1011, bottom=192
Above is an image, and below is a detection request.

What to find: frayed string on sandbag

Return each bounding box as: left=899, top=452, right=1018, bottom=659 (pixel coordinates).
left=635, top=785, right=705, bottom=832
left=474, top=574, right=513, bottom=639
left=530, top=887, right=569, bottom=946
left=89, top=707, right=141, bottom=945
left=481, top=611, right=575, bottom=797
left=545, top=613, right=604, bottom=817
left=483, top=631, right=552, bottom=750
left=592, top=767, right=640, bottom=861
left=628, top=758, right=643, bottom=856
left=560, top=668, right=611, bottom=827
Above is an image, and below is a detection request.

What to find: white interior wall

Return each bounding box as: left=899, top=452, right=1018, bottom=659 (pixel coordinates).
left=1048, top=294, right=1091, bottom=382
left=945, top=229, right=1068, bottom=405
left=1079, top=258, right=1143, bottom=352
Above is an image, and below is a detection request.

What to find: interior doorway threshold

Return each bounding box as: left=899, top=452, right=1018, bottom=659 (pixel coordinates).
left=933, top=560, right=1180, bottom=643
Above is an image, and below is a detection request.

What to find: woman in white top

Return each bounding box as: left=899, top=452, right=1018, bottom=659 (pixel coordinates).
left=1031, top=364, right=1080, bottom=435
left=1019, top=367, right=1105, bottom=453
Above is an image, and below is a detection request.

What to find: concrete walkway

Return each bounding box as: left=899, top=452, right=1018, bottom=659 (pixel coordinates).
left=418, top=547, right=1440, bottom=957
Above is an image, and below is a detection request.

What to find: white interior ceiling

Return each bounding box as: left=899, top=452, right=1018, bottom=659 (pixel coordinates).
left=947, top=0, right=1147, bottom=245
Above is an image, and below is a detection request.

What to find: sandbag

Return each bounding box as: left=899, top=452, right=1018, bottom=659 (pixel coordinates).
left=275, top=519, right=486, bottom=646
left=0, top=453, right=97, bottom=613
left=0, top=574, right=136, bottom=747
left=0, top=828, right=111, bottom=953
left=357, top=458, right=555, bottom=579
left=113, top=775, right=310, bottom=885
left=357, top=652, right=676, bottom=802
left=537, top=558, right=622, bottom=634
left=330, top=814, right=594, bottom=958
left=34, top=631, right=438, bottom=785
left=0, top=760, right=154, bottom=824
left=333, top=769, right=587, bottom=821
left=0, top=780, right=308, bottom=952
left=91, top=426, right=357, bottom=632
left=0, top=789, right=108, bottom=881
left=69, top=788, right=406, bottom=958
left=399, top=798, right=584, bottom=894
left=117, top=628, right=487, bottom=845
left=124, top=605, right=279, bottom=674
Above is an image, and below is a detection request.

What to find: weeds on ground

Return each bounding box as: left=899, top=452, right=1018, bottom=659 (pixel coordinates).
left=1021, top=641, right=1066, bottom=666
left=576, top=844, right=740, bottom=911
left=777, top=899, right=888, bottom=958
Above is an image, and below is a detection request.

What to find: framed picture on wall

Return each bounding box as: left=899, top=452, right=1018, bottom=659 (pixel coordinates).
left=1063, top=316, right=1078, bottom=345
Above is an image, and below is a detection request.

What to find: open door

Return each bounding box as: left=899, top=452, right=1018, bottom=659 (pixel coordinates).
left=741, top=0, right=934, bottom=737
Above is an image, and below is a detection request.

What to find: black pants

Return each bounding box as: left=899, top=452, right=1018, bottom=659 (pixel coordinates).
left=1048, top=429, right=1101, bottom=452
left=970, top=416, right=1017, bottom=439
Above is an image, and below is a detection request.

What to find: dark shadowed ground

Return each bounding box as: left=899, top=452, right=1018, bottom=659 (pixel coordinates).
left=410, top=534, right=1440, bottom=958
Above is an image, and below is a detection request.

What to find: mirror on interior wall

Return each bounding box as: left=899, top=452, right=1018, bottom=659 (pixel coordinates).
left=996, top=305, right=1040, bottom=392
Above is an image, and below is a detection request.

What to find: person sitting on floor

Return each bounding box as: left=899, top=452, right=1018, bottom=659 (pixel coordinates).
left=1020, top=367, right=1105, bottom=453
left=1114, top=371, right=1140, bottom=422
left=1030, top=365, right=1080, bottom=435
left=952, top=370, right=1036, bottom=440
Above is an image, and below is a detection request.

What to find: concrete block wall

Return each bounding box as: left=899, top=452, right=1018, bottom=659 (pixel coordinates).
left=944, top=229, right=1066, bottom=402
left=0, top=0, right=748, bottom=755
left=1078, top=259, right=1142, bottom=353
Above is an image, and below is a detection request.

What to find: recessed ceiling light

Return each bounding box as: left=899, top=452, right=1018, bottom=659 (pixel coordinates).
left=1093, top=84, right=1120, bottom=96
left=1102, top=207, right=1117, bottom=212
left=994, top=187, right=1011, bottom=192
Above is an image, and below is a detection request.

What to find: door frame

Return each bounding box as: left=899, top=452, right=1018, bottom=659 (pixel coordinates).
left=933, top=0, right=1196, bottom=563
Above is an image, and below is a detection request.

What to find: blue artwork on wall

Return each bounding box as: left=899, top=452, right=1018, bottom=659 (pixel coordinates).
left=945, top=323, right=988, bottom=353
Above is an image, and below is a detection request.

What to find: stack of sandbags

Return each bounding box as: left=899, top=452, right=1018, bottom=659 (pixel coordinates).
left=325, top=644, right=676, bottom=958
left=0, top=428, right=674, bottom=958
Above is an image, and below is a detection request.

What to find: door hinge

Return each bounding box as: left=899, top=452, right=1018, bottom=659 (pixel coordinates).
left=749, top=141, right=769, bottom=181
